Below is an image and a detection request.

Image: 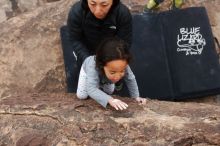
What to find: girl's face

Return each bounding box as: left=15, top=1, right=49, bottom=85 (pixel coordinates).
left=104, top=59, right=128, bottom=83
left=87, top=0, right=113, bottom=19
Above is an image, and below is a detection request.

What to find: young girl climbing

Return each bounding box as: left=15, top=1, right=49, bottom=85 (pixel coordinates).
left=76, top=37, right=146, bottom=110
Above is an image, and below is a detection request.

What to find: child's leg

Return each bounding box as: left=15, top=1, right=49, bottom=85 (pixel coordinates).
left=102, top=84, right=115, bottom=95
left=76, top=67, right=88, bottom=99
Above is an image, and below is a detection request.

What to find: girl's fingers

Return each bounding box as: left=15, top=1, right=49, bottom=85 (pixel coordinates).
left=136, top=97, right=147, bottom=105
left=117, top=102, right=124, bottom=110
left=142, top=99, right=147, bottom=104
left=113, top=104, right=118, bottom=110
left=124, top=103, right=129, bottom=108
left=119, top=102, right=128, bottom=110
left=116, top=101, right=128, bottom=110
left=140, top=98, right=147, bottom=104
left=110, top=99, right=128, bottom=110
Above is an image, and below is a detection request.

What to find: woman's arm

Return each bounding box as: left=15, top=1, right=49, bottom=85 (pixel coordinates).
left=67, top=2, right=90, bottom=64
left=116, top=3, right=132, bottom=48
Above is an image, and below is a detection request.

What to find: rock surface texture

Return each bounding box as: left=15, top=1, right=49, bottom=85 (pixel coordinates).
left=0, top=0, right=220, bottom=145
left=0, top=0, right=220, bottom=98
left=0, top=93, right=220, bottom=145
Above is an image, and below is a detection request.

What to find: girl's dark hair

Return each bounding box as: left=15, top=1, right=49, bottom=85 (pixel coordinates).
left=95, top=37, right=131, bottom=72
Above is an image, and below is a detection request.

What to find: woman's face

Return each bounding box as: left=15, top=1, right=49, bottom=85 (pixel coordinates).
left=87, top=0, right=113, bottom=19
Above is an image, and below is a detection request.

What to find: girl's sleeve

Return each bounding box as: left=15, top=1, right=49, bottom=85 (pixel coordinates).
left=85, top=58, right=112, bottom=107
left=124, top=66, right=140, bottom=98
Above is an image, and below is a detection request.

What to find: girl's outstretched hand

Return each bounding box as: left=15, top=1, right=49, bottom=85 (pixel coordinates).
left=108, top=98, right=128, bottom=110
left=135, top=97, right=147, bottom=105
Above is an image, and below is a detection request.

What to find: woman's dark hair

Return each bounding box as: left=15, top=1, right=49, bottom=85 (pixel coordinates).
left=81, top=0, right=120, bottom=12
left=95, top=37, right=131, bottom=72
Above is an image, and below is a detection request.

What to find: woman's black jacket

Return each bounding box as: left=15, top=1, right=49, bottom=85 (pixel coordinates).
left=67, top=0, right=132, bottom=65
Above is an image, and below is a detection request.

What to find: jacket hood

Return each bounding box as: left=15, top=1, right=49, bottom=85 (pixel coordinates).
left=81, top=0, right=120, bottom=11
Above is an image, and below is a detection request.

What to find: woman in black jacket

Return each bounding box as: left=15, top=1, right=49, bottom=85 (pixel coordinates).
left=61, top=0, right=132, bottom=92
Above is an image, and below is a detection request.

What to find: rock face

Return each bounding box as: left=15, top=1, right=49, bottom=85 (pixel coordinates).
left=0, top=0, right=62, bottom=23
left=0, top=93, right=220, bottom=145
left=0, top=0, right=220, bottom=98
left=0, top=0, right=220, bottom=145
left=0, top=0, right=72, bottom=98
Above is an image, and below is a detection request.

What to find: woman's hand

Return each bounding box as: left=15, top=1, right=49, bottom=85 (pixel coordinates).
left=135, top=97, right=147, bottom=105
left=108, top=98, right=128, bottom=110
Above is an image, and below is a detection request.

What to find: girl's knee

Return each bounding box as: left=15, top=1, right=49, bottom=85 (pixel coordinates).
left=76, top=93, right=88, bottom=99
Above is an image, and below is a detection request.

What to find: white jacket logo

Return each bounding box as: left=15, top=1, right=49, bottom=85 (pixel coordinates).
left=109, top=26, right=116, bottom=29
left=177, top=27, right=206, bottom=55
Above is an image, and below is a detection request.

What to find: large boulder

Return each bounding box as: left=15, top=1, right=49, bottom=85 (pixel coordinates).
left=0, top=0, right=75, bottom=98
left=0, top=0, right=12, bottom=23
left=0, top=0, right=63, bottom=23
left=0, top=0, right=220, bottom=98
left=0, top=93, right=220, bottom=145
